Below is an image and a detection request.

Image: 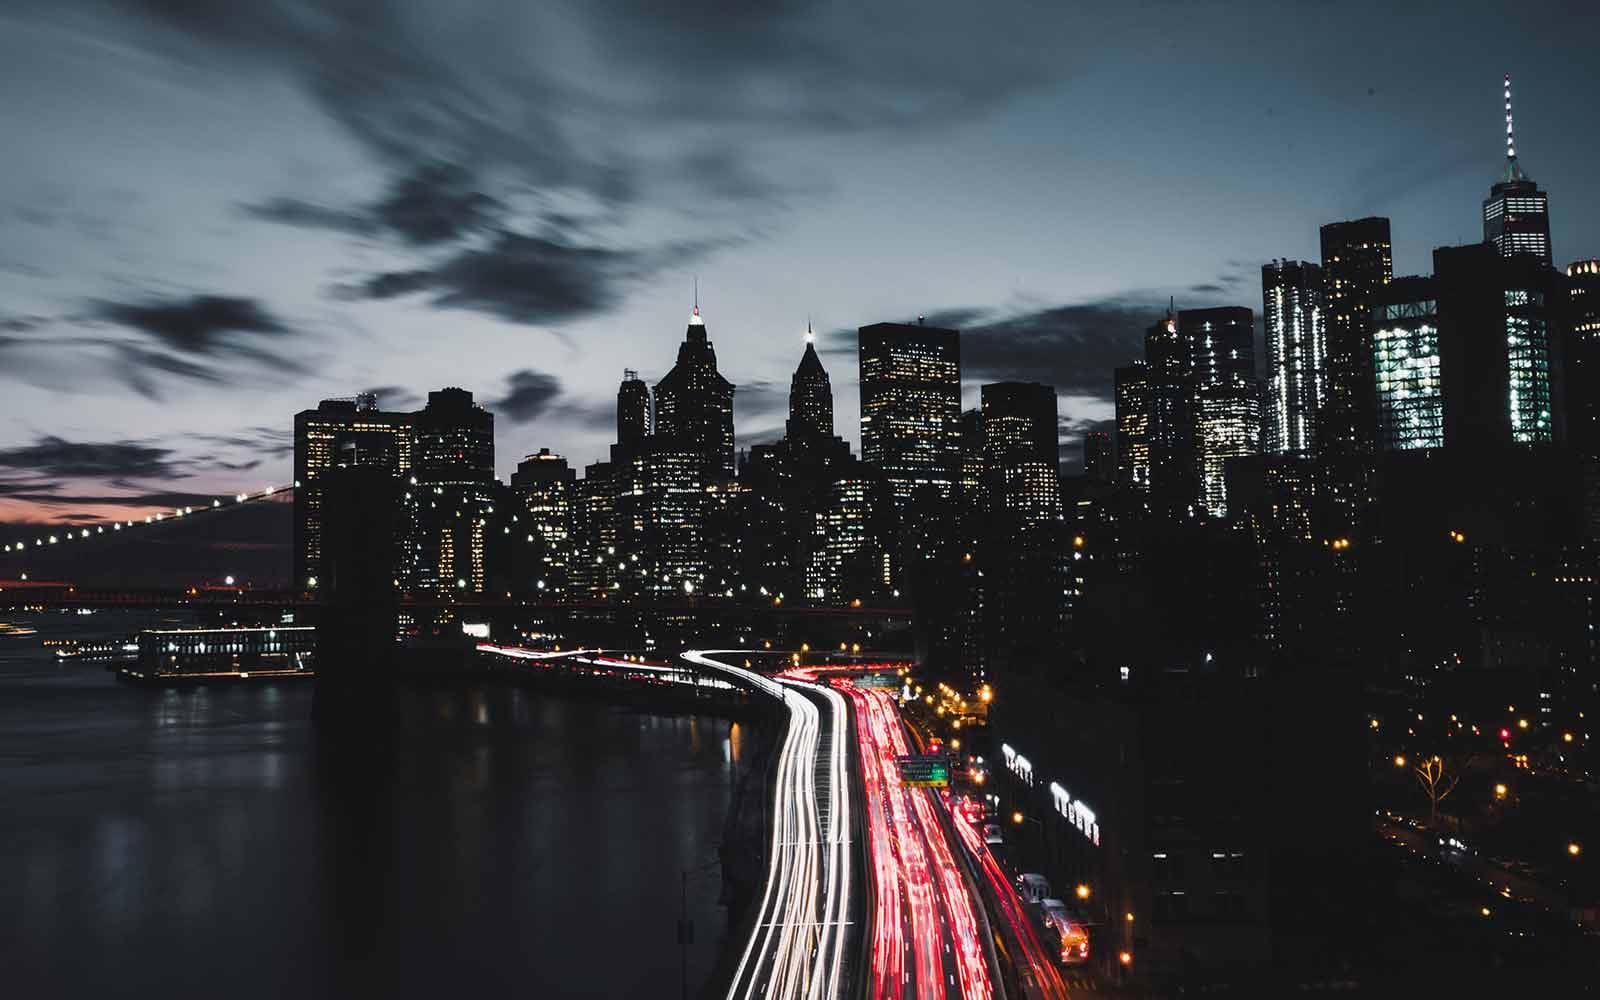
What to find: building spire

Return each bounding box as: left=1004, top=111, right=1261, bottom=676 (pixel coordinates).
left=1504, top=74, right=1516, bottom=161
left=1501, top=74, right=1527, bottom=182
left=690, top=276, right=703, bottom=326
left=806, top=316, right=814, bottom=344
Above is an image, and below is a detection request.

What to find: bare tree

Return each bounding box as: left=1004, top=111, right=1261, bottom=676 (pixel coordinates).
left=1412, top=754, right=1465, bottom=826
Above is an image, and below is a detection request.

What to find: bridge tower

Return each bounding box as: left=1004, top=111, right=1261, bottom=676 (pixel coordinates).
left=313, top=465, right=401, bottom=725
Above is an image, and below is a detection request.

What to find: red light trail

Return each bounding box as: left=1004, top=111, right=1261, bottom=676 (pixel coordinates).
left=949, top=797, right=1073, bottom=998
left=846, top=685, right=993, bottom=999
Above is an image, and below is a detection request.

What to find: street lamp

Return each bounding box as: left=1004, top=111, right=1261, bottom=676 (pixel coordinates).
left=1570, top=842, right=1582, bottom=857
left=1012, top=811, right=1025, bottom=825
left=1075, top=883, right=1091, bottom=901
left=1393, top=754, right=1407, bottom=768
left=1495, top=783, right=1508, bottom=800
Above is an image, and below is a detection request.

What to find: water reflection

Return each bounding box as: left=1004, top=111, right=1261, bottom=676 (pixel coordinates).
left=1, top=612, right=740, bottom=998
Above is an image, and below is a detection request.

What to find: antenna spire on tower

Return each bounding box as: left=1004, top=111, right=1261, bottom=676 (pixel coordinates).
left=1504, top=73, right=1516, bottom=161
left=806, top=315, right=814, bottom=343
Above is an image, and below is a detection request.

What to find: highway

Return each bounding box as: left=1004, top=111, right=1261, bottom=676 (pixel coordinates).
left=683, top=651, right=857, bottom=1000
left=948, top=800, right=1073, bottom=999
left=847, top=685, right=994, bottom=1000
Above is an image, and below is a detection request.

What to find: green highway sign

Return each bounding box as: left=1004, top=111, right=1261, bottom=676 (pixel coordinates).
left=896, top=754, right=950, bottom=787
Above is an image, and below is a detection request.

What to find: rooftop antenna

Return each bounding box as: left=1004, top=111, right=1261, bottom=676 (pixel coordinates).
left=1504, top=73, right=1516, bottom=161
left=690, top=276, right=703, bottom=325
left=806, top=315, right=814, bottom=344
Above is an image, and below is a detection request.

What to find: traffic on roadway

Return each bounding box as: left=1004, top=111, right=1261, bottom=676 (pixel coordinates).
left=545, top=648, right=1088, bottom=999
left=848, top=685, right=995, bottom=999
left=684, top=652, right=857, bottom=1000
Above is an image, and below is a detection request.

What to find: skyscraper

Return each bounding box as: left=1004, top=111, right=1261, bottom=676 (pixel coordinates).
left=977, top=382, right=1067, bottom=680
left=1568, top=260, right=1600, bottom=457
left=858, top=320, right=962, bottom=509
left=616, top=369, right=652, bottom=451
left=1262, top=260, right=1326, bottom=455
left=654, top=304, right=735, bottom=480
left=743, top=332, right=852, bottom=600
left=1319, top=216, right=1393, bottom=531
left=411, top=388, right=497, bottom=594
left=1433, top=242, right=1558, bottom=448
left=510, top=449, right=576, bottom=596
left=1195, top=384, right=1262, bottom=519
left=413, top=387, right=494, bottom=485
left=1181, top=307, right=1259, bottom=519
left=1114, top=363, right=1151, bottom=490
left=1145, top=308, right=1200, bottom=516
left=293, top=393, right=414, bottom=591
left=1371, top=276, right=1443, bottom=452
left=980, top=382, right=1062, bottom=527
left=1320, top=217, right=1393, bottom=410
left=1180, top=306, right=1254, bottom=387
left=1084, top=430, right=1113, bottom=483
left=1483, top=75, right=1553, bottom=268
left=788, top=323, right=834, bottom=439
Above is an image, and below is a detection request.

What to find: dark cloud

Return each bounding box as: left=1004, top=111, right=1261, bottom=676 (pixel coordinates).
left=960, top=299, right=1166, bottom=398
left=114, top=344, right=222, bottom=399
left=372, top=162, right=503, bottom=245
left=1, top=315, right=45, bottom=333
left=821, top=298, right=1162, bottom=400
left=241, top=161, right=501, bottom=246
left=733, top=378, right=788, bottom=416
left=194, top=427, right=294, bottom=458
left=0, top=483, right=219, bottom=508
left=60, top=0, right=1078, bottom=248
left=239, top=196, right=378, bottom=237
left=346, top=230, right=731, bottom=325
left=0, top=435, right=183, bottom=480
left=94, top=294, right=286, bottom=355
left=816, top=307, right=989, bottom=356
left=361, top=386, right=422, bottom=411
left=491, top=369, right=563, bottom=423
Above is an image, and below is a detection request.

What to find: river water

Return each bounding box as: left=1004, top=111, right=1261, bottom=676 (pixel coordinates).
left=0, top=610, right=743, bottom=998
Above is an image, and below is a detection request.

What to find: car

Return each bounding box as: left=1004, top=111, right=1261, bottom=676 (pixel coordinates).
left=1037, top=898, right=1091, bottom=963
left=1039, top=897, right=1070, bottom=926
left=1015, top=872, right=1051, bottom=904
left=982, top=822, right=1004, bottom=846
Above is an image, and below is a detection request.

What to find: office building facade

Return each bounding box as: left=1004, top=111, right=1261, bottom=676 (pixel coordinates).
left=859, top=321, right=962, bottom=509
left=292, top=393, right=414, bottom=591
left=1568, top=260, right=1600, bottom=458
left=1114, top=363, right=1152, bottom=490
left=1371, top=276, right=1443, bottom=452
left=1261, top=260, right=1326, bottom=455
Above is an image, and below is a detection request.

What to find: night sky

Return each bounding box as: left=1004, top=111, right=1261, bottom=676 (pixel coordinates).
left=2, top=0, right=1597, bottom=526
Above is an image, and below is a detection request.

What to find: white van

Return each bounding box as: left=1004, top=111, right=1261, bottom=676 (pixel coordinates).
left=1015, top=873, right=1051, bottom=904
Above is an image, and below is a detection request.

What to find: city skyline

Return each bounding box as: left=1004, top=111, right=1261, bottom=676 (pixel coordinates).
left=2, top=2, right=1599, bottom=525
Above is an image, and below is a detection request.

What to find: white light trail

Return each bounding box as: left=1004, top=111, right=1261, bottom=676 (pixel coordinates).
left=684, top=651, right=855, bottom=1000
